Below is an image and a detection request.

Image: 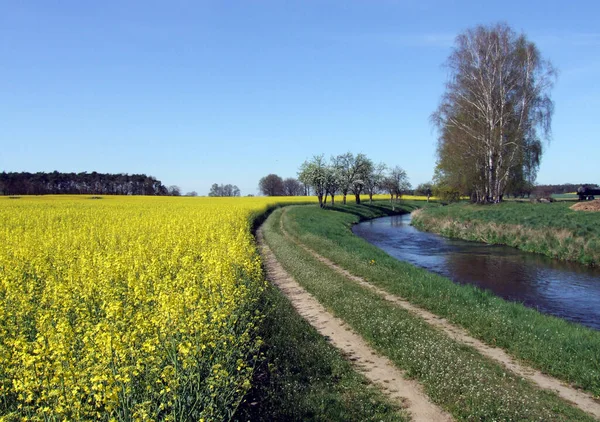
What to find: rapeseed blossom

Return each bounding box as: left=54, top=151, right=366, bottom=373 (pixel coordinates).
left=0, top=195, right=311, bottom=420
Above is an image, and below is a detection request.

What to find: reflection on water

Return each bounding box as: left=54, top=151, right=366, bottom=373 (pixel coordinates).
left=353, top=214, right=600, bottom=330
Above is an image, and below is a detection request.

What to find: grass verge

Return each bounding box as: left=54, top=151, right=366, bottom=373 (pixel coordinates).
left=411, top=201, right=600, bottom=265
left=280, top=202, right=600, bottom=399
left=263, top=206, right=594, bottom=421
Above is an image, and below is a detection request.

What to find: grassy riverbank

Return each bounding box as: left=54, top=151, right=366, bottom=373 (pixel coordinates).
left=411, top=201, right=600, bottom=265
left=262, top=204, right=596, bottom=420
left=276, top=202, right=600, bottom=397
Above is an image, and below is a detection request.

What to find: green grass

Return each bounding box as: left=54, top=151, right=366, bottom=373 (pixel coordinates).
left=417, top=201, right=599, bottom=236
left=262, top=205, right=595, bottom=421
left=235, top=284, right=406, bottom=421
left=278, top=202, right=600, bottom=397
left=412, top=201, right=600, bottom=265
left=551, top=193, right=579, bottom=200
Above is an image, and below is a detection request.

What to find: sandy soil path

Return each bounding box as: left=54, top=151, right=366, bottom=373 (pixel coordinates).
left=257, top=227, right=453, bottom=422
left=278, top=210, right=600, bottom=420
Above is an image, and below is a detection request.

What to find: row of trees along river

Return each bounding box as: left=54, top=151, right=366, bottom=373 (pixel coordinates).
left=297, top=153, right=413, bottom=207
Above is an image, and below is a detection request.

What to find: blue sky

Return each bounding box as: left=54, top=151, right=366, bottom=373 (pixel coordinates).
left=1, top=1, right=599, bottom=195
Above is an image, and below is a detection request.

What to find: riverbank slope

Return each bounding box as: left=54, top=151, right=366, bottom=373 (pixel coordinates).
left=412, top=201, right=600, bottom=266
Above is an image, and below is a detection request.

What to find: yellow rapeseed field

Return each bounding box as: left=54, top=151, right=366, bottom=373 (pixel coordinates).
left=0, top=195, right=312, bottom=421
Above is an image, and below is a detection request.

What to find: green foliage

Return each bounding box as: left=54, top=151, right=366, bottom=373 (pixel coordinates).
left=432, top=184, right=460, bottom=203
left=432, top=167, right=461, bottom=203
left=414, top=182, right=433, bottom=197
left=258, top=174, right=285, bottom=196
left=432, top=23, right=555, bottom=203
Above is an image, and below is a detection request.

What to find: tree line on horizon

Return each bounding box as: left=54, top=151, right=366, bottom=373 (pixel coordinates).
left=0, top=171, right=169, bottom=196
left=208, top=183, right=241, bottom=197
left=258, top=175, right=306, bottom=197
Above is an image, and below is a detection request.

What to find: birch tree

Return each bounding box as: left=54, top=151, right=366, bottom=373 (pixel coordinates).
left=432, top=23, right=556, bottom=203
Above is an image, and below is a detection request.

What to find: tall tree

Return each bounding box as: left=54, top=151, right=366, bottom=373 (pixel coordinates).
left=334, top=152, right=354, bottom=205
left=168, top=185, right=182, bottom=196
left=298, top=155, right=328, bottom=207
left=333, top=152, right=373, bottom=204
left=431, top=23, right=556, bottom=203
left=208, top=183, right=241, bottom=197
left=282, top=178, right=304, bottom=196
left=350, top=154, right=373, bottom=204
left=382, top=166, right=411, bottom=204
left=208, top=183, right=220, bottom=197
left=364, top=162, right=387, bottom=203
left=415, top=182, right=433, bottom=202
left=323, top=164, right=341, bottom=206
left=258, top=174, right=285, bottom=196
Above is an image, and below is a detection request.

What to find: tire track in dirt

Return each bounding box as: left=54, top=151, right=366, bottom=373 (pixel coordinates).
left=257, top=227, right=453, bottom=422
left=278, top=209, right=600, bottom=420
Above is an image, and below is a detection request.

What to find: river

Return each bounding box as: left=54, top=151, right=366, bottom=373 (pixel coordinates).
left=352, top=214, right=600, bottom=330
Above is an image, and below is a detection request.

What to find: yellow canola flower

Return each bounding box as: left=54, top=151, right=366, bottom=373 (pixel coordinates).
left=0, top=195, right=314, bottom=420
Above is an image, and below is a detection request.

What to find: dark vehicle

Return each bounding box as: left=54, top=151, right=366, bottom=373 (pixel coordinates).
left=577, top=186, right=600, bottom=201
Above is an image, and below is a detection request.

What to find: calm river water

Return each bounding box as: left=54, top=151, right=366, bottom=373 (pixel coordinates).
left=352, top=214, right=600, bottom=330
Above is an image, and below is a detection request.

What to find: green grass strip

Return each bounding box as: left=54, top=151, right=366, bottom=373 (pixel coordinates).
left=280, top=202, right=600, bottom=399
left=419, top=201, right=599, bottom=236
left=264, top=207, right=594, bottom=421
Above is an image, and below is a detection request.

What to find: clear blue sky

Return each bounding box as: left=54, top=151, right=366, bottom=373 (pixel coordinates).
left=1, top=1, right=599, bottom=195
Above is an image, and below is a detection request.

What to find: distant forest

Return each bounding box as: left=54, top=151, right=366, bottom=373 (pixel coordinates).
left=534, top=183, right=598, bottom=195
left=0, top=172, right=168, bottom=196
